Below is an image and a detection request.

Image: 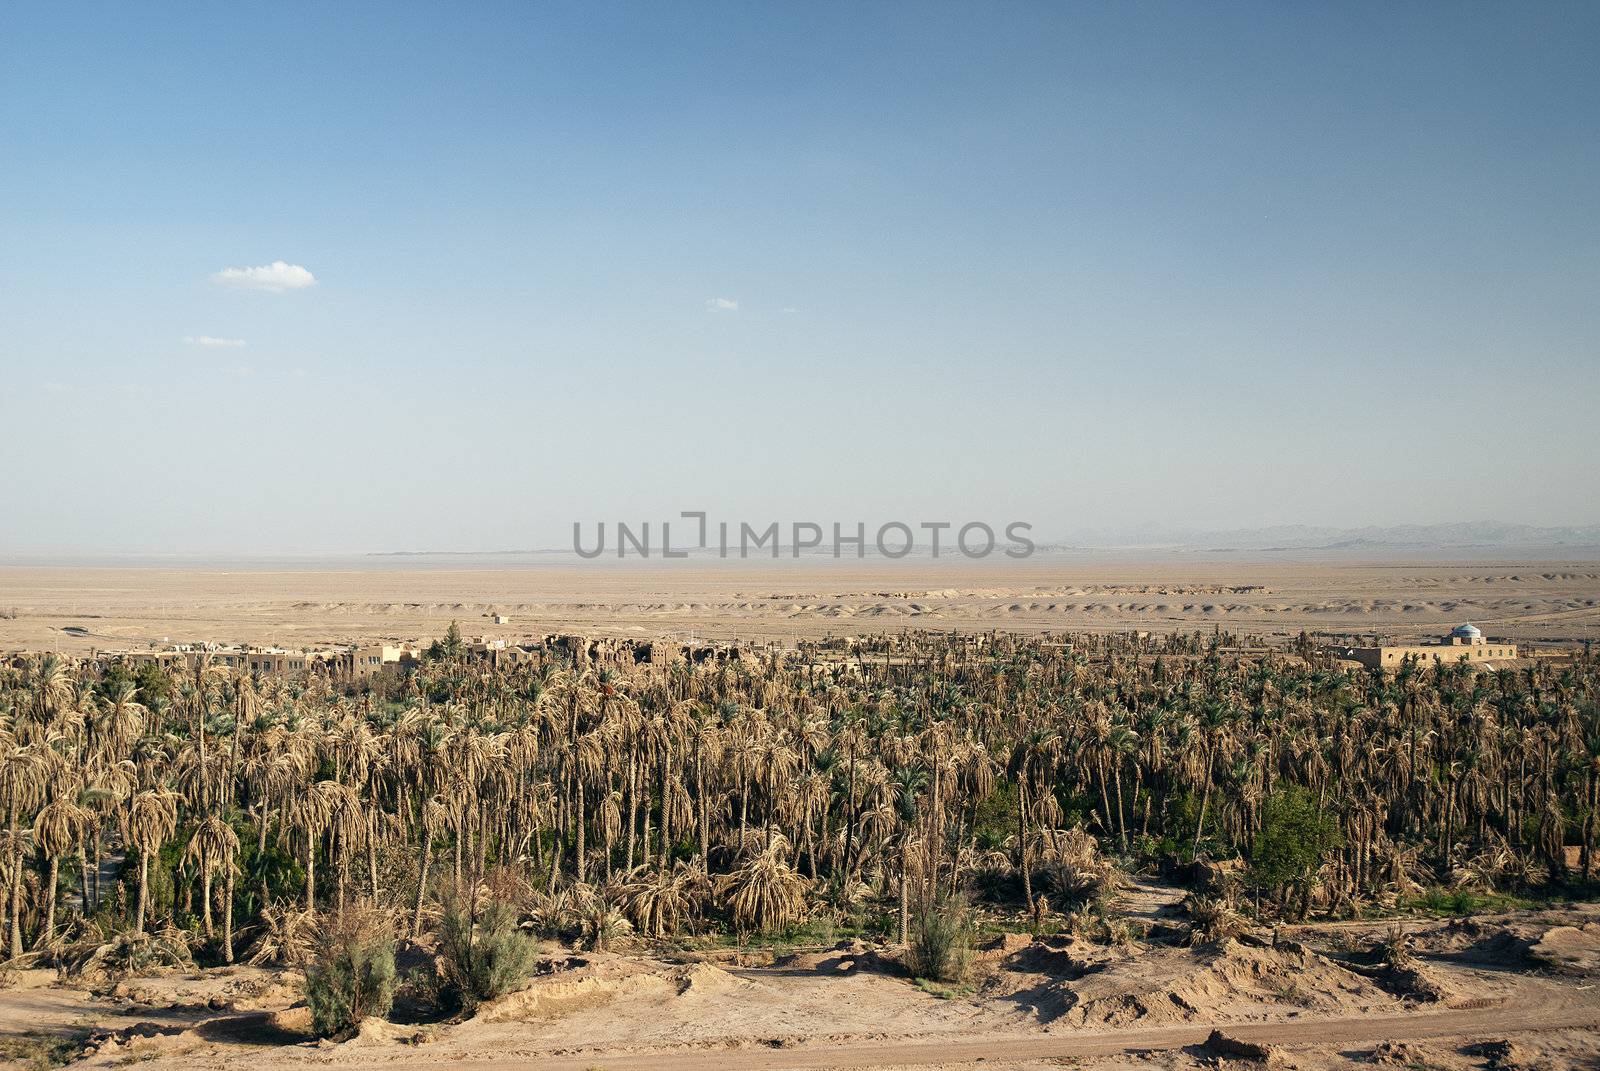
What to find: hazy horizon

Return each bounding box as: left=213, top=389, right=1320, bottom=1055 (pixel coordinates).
left=3, top=519, right=1599, bottom=570
left=3, top=2, right=1596, bottom=555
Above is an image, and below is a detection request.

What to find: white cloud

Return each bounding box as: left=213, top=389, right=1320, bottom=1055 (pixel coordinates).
left=183, top=335, right=247, bottom=348
left=211, top=260, right=316, bottom=292
left=42, top=381, right=68, bottom=392
left=705, top=297, right=739, bottom=311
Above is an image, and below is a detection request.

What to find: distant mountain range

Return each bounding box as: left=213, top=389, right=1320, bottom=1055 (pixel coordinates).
left=1043, top=522, right=1600, bottom=553
left=363, top=522, right=1600, bottom=559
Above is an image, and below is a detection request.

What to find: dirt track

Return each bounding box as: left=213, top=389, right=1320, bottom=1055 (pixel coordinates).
left=327, top=975, right=1597, bottom=1071
left=18, top=910, right=1598, bottom=1071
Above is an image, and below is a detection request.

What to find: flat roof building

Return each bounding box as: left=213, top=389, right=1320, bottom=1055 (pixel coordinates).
left=1325, top=624, right=1516, bottom=670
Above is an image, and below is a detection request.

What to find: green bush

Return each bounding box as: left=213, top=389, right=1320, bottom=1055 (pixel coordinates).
left=905, top=896, right=973, bottom=983
left=303, top=907, right=397, bottom=1037
left=1248, top=785, right=1342, bottom=915
left=437, top=877, right=541, bottom=1010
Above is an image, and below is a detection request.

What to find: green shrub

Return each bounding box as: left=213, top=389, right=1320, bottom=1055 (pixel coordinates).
left=905, top=896, right=973, bottom=983
left=437, top=876, right=541, bottom=1010
left=303, top=906, right=397, bottom=1037
left=1248, top=785, right=1342, bottom=915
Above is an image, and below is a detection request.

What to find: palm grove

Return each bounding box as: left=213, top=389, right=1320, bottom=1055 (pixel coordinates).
left=2, top=630, right=1598, bottom=978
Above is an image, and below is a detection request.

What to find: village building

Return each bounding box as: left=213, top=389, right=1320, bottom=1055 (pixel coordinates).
left=108, top=642, right=408, bottom=680
left=1325, top=624, right=1517, bottom=670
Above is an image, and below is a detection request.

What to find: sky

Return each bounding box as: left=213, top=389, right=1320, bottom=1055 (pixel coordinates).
left=1, top=2, right=1596, bottom=555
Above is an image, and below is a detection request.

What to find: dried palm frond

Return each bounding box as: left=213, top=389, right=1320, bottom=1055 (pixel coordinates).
left=716, top=832, right=810, bottom=933
left=69, top=923, right=194, bottom=979
left=244, top=903, right=320, bottom=966
left=1183, top=893, right=1248, bottom=946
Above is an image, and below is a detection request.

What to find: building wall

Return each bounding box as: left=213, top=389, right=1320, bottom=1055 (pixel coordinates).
left=1375, top=644, right=1515, bottom=667
left=1327, top=643, right=1516, bottom=669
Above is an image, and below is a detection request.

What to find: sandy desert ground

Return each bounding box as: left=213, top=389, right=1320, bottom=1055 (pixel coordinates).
left=1, top=555, right=1599, bottom=655
left=5, top=884, right=1600, bottom=1071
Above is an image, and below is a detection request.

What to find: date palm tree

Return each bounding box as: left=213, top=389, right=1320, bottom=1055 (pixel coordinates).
left=719, top=830, right=808, bottom=934
left=33, top=794, right=90, bottom=947
left=183, top=813, right=239, bottom=950
left=124, top=788, right=179, bottom=935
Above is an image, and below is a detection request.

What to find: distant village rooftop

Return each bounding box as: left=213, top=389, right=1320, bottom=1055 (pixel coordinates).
left=104, top=641, right=417, bottom=679
left=85, top=631, right=766, bottom=679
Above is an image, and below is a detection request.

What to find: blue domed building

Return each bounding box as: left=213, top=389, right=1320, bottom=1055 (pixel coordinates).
left=1324, top=623, right=1516, bottom=669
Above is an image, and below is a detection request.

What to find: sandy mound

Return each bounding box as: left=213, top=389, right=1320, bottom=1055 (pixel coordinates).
left=1368, top=1040, right=1464, bottom=1068
left=984, top=937, right=1393, bottom=1027
left=111, top=965, right=300, bottom=1014
left=773, top=938, right=901, bottom=975
left=0, top=967, right=58, bottom=990
left=1528, top=924, right=1600, bottom=976
left=476, top=969, right=666, bottom=1024
left=475, top=953, right=762, bottom=1025
left=190, top=1007, right=313, bottom=1046
left=1202, top=1028, right=1285, bottom=1065
left=450, top=945, right=995, bottom=1056
left=1424, top=916, right=1600, bottom=977
left=338, top=1016, right=432, bottom=1047
left=1375, top=960, right=1461, bottom=1003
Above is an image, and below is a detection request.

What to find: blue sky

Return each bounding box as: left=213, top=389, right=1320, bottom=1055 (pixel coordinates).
left=1, top=2, right=1596, bottom=553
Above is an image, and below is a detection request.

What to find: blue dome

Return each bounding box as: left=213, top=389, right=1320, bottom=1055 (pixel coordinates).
left=1451, top=623, right=1482, bottom=639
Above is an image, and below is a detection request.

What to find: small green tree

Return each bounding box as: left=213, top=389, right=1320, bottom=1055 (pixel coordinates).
left=437, top=875, right=540, bottom=1011
left=1248, top=785, right=1342, bottom=918
left=303, top=906, right=397, bottom=1037
left=905, top=896, right=974, bottom=983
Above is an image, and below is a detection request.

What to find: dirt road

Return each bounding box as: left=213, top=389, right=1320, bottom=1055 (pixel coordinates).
left=335, top=978, right=1599, bottom=1071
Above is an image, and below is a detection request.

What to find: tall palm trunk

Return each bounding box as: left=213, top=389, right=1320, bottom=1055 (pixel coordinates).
left=303, top=835, right=316, bottom=916
left=36, top=856, right=60, bottom=949
left=641, top=788, right=652, bottom=873
left=1016, top=778, right=1033, bottom=914
left=898, top=858, right=909, bottom=947
left=135, top=851, right=150, bottom=935
left=1583, top=773, right=1596, bottom=879
left=367, top=820, right=380, bottom=901
left=200, top=867, right=214, bottom=938
left=1112, top=758, right=1128, bottom=850
left=1094, top=758, right=1114, bottom=834
left=412, top=833, right=431, bottom=938
left=222, top=870, right=235, bottom=963
left=696, top=755, right=710, bottom=862
left=5, top=811, right=21, bottom=959
left=625, top=756, right=639, bottom=872
left=78, top=849, right=92, bottom=917
left=1192, top=750, right=1213, bottom=856
left=574, top=779, right=587, bottom=883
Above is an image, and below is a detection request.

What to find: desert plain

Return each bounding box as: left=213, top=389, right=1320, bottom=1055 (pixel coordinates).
left=2, top=554, right=1598, bottom=654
